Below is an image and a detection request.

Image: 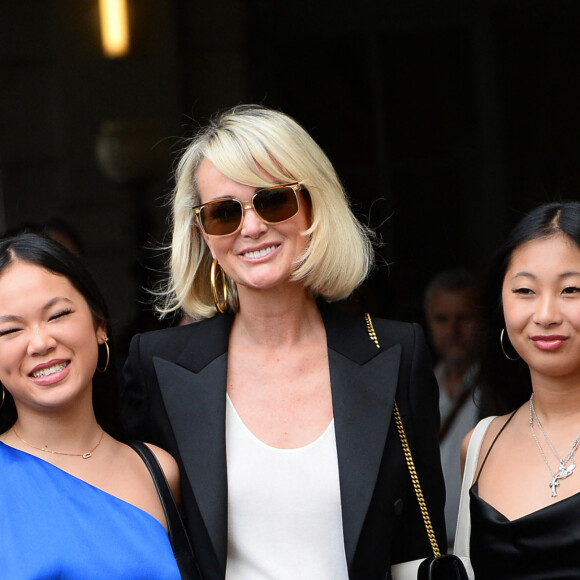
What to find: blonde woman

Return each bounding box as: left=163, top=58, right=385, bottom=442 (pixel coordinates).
left=121, top=105, right=445, bottom=580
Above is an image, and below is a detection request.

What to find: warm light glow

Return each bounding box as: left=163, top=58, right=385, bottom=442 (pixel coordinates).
left=99, top=0, right=130, bottom=58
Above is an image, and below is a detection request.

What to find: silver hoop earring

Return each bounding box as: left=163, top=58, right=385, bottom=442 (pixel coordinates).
left=500, top=328, right=519, bottom=361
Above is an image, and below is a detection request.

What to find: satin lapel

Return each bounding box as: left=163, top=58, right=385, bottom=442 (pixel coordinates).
left=329, top=343, right=402, bottom=568
left=153, top=354, right=228, bottom=573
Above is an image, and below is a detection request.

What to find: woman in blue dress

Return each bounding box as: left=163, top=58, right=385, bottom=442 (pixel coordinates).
left=0, top=233, right=187, bottom=579
left=459, top=201, right=580, bottom=579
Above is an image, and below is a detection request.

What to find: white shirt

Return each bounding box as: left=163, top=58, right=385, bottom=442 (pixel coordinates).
left=437, top=363, right=479, bottom=545
left=225, top=395, right=349, bottom=579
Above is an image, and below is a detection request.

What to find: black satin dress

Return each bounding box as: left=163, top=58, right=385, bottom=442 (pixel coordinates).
left=470, top=413, right=580, bottom=579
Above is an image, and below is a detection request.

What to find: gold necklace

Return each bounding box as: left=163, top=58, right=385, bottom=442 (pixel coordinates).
left=12, top=428, right=104, bottom=459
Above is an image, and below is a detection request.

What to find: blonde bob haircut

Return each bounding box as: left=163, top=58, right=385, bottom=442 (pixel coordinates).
left=158, top=104, right=375, bottom=320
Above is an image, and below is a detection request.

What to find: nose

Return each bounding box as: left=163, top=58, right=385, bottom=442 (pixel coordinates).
left=240, top=203, right=268, bottom=238
left=27, top=326, right=57, bottom=356
left=533, top=294, right=563, bottom=327
left=448, top=319, right=462, bottom=336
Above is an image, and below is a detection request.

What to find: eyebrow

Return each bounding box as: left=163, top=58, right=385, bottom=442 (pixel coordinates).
left=195, top=195, right=237, bottom=207
left=0, top=297, right=73, bottom=323
left=511, top=270, right=580, bottom=279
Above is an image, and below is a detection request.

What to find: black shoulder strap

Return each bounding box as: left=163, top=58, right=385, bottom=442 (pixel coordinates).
left=473, top=409, right=517, bottom=484
left=127, top=440, right=201, bottom=580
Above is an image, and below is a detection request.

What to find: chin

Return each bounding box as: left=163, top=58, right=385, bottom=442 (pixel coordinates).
left=246, top=279, right=284, bottom=291
left=240, top=270, right=292, bottom=288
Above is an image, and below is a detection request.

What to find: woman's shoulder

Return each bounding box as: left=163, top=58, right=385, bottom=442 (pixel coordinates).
left=322, top=303, right=419, bottom=342
left=121, top=440, right=181, bottom=504
left=460, top=412, right=514, bottom=474
left=320, top=305, right=428, bottom=368
left=368, top=315, right=428, bottom=355
left=143, top=443, right=181, bottom=503
left=133, top=312, right=232, bottom=350
left=370, top=316, right=421, bottom=339
left=319, top=308, right=415, bottom=366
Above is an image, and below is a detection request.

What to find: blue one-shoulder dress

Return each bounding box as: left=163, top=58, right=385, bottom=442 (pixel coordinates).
left=0, top=441, right=181, bottom=579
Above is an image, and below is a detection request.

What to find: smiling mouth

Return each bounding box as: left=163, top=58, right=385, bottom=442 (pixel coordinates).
left=31, top=361, right=69, bottom=378
left=242, top=245, right=278, bottom=259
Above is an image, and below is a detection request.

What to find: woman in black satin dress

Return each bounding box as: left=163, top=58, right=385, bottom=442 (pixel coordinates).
left=460, top=201, right=580, bottom=579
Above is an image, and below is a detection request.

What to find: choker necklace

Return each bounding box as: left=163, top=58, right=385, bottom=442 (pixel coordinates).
left=12, top=428, right=104, bottom=459
left=529, top=394, right=580, bottom=497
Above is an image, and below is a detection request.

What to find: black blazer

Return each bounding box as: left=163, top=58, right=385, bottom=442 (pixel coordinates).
left=120, top=303, right=446, bottom=580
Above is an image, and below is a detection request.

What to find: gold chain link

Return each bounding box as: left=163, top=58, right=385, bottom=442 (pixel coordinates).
left=364, top=312, right=380, bottom=349
left=364, top=313, right=441, bottom=558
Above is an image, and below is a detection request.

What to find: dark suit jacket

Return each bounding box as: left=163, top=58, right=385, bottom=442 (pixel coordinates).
left=120, top=303, right=446, bottom=580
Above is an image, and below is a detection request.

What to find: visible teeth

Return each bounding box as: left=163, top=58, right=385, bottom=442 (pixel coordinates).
left=32, top=362, right=67, bottom=378
left=244, top=246, right=276, bottom=259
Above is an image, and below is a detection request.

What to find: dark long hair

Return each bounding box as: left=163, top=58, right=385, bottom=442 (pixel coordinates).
left=0, top=233, right=123, bottom=438
left=478, top=201, right=580, bottom=415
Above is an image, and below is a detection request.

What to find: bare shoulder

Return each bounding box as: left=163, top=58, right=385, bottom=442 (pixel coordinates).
left=460, top=414, right=512, bottom=476
left=144, top=443, right=181, bottom=504
left=460, top=427, right=476, bottom=474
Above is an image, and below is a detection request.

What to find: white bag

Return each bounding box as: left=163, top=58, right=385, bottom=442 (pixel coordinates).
left=452, top=415, right=496, bottom=580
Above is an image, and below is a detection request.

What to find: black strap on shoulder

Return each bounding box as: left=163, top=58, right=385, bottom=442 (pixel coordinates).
left=474, top=409, right=517, bottom=484
left=127, top=440, right=201, bottom=580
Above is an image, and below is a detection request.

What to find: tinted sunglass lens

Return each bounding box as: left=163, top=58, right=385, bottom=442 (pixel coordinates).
left=254, top=187, right=299, bottom=223
left=201, top=199, right=243, bottom=235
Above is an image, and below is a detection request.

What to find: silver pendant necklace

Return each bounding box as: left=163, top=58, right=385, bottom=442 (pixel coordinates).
left=529, top=394, right=580, bottom=497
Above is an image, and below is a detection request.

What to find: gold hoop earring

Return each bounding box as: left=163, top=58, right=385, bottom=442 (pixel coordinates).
left=500, top=328, right=519, bottom=361
left=210, top=258, right=228, bottom=314
left=96, top=338, right=110, bottom=373
left=0, top=384, right=5, bottom=410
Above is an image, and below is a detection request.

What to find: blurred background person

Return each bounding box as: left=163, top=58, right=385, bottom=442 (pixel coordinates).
left=425, top=268, right=482, bottom=548
left=1, top=218, right=84, bottom=258
left=42, top=217, right=85, bottom=257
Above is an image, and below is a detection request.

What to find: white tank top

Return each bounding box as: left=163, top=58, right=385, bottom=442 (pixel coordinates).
left=225, top=395, right=349, bottom=579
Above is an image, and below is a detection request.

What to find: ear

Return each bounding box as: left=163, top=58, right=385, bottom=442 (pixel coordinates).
left=202, top=233, right=216, bottom=259
left=193, top=219, right=216, bottom=259
left=96, top=324, right=108, bottom=344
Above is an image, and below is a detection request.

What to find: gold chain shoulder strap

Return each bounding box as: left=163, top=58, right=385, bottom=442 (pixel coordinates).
left=364, top=313, right=441, bottom=558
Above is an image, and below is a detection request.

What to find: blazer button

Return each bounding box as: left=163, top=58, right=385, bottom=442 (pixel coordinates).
left=393, top=498, right=404, bottom=517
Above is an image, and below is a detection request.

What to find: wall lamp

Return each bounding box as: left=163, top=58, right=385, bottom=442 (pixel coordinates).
left=99, top=0, right=130, bottom=58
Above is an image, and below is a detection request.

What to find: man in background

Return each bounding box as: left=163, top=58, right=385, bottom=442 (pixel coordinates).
left=424, top=268, right=482, bottom=548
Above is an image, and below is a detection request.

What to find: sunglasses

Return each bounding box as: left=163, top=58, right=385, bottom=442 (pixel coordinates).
left=192, top=183, right=302, bottom=236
